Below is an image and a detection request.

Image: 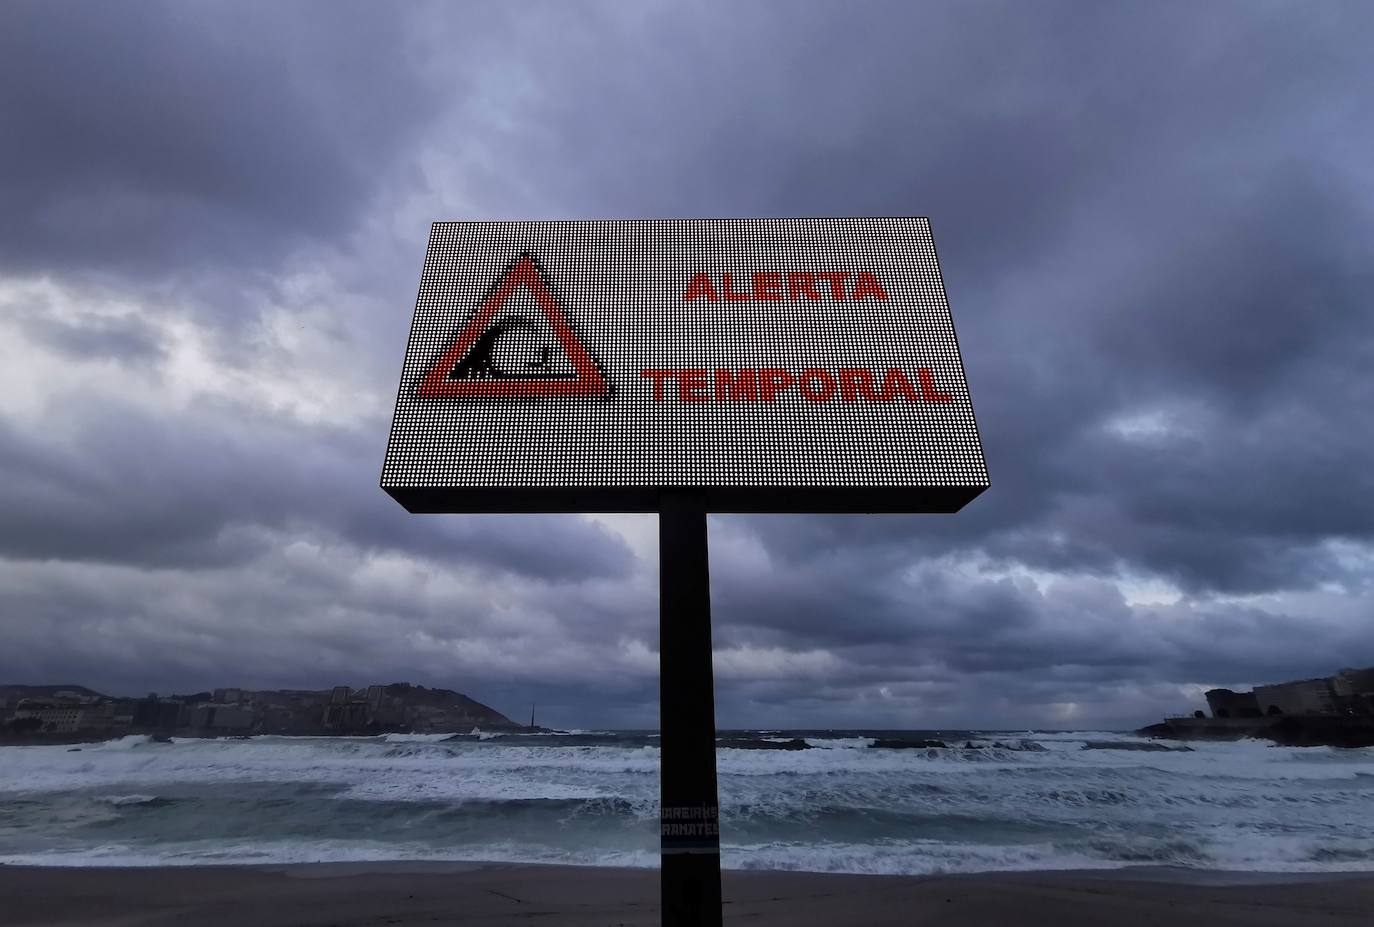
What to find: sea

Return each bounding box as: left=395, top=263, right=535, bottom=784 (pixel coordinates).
left=2, top=729, right=1372, bottom=873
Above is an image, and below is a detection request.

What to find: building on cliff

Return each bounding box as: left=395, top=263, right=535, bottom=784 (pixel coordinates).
left=1253, top=677, right=1341, bottom=717
left=1148, top=664, right=1374, bottom=744
left=1203, top=688, right=1262, bottom=718
left=188, top=703, right=254, bottom=732
left=1202, top=667, right=1374, bottom=720
left=12, top=700, right=88, bottom=734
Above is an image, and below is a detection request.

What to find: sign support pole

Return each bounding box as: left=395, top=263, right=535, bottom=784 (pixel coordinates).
left=659, top=488, right=723, bottom=927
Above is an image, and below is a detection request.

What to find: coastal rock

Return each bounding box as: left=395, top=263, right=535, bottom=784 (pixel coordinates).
left=1135, top=722, right=1176, bottom=739
left=1137, top=716, right=1374, bottom=748
left=718, top=737, right=812, bottom=750
left=1268, top=716, right=1374, bottom=749
left=1082, top=740, right=1193, bottom=752
left=871, top=739, right=948, bottom=749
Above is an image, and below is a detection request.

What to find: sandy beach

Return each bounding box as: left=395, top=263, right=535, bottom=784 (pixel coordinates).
left=2, top=862, right=1372, bottom=926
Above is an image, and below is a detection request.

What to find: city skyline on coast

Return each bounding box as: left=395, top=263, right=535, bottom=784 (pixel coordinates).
left=2, top=2, right=1373, bottom=731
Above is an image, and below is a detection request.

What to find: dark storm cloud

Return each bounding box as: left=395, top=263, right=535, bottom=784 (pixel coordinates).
left=508, top=1, right=1374, bottom=598
left=709, top=542, right=1372, bottom=727
left=0, top=0, right=442, bottom=277
left=20, top=314, right=167, bottom=364
left=2, top=1, right=1372, bottom=728
left=0, top=402, right=632, bottom=582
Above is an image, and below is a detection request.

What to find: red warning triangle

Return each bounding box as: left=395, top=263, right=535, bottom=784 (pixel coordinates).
left=418, top=254, right=609, bottom=398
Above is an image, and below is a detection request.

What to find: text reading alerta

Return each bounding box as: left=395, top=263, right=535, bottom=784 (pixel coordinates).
left=683, top=272, right=888, bottom=301
left=639, top=368, right=953, bottom=403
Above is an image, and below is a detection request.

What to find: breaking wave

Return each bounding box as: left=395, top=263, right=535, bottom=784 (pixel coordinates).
left=2, top=730, right=1372, bottom=874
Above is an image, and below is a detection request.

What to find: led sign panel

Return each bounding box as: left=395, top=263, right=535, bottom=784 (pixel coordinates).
left=381, top=218, right=988, bottom=513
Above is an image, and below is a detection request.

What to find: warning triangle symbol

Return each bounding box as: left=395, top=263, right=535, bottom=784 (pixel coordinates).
left=418, top=254, right=609, bottom=398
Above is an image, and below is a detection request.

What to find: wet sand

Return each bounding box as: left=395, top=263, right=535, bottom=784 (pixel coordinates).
left=2, top=862, right=1372, bottom=926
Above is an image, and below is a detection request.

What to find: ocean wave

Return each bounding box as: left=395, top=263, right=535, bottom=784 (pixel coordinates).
left=96, top=794, right=177, bottom=808
left=718, top=738, right=812, bottom=751
left=4, top=731, right=1374, bottom=874
left=441, top=732, right=662, bottom=749
left=801, top=737, right=873, bottom=750
left=724, top=840, right=1106, bottom=876
left=1076, top=836, right=1213, bottom=865
left=379, top=733, right=459, bottom=744
left=86, top=735, right=158, bottom=750
left=379, top=743, right=461, bottom=760
left=1307, top=844, right=1374, bottom=863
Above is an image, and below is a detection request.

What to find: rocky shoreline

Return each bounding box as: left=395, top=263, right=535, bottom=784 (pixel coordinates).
left=1138, top=715, right=1374, bottom=748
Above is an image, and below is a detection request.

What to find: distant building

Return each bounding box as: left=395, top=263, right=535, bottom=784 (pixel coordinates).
left=322, top=686, right=374, bottom=731
left=1, top=681, right=516, bottom=738
left=132, top=697, right=184, bottom=731
left=1187, top=667, right=1374, bottom=723
left=13, top=700, right=87, bottom=733
left=364, top=685, right=407, bottom=727
left=1337, top=667, right=1374, bottom=695
left=1205, top=688, right=1262, bottom=719
left=1254, top=678, right=1339, bottom=717
left=251, top=690, right=328, bottom=735
left=189, top=703, right=254, bottom=732
left=108, top=700, right=138, bottom=729
left=73, top=701, right=122, bottom=732
left=1334, top=667, right=1374, bottom=716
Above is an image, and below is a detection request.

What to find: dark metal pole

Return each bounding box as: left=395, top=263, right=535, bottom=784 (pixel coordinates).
left=658, top=489, right=722, bottom=927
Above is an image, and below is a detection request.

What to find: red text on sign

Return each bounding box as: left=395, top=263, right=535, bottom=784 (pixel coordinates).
left=638, top=368, right=953, bottom=403
left=683, top=272, right=888, bottom=302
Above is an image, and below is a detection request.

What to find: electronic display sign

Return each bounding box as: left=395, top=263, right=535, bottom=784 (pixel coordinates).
left=381, top=218, right=988, bottom=513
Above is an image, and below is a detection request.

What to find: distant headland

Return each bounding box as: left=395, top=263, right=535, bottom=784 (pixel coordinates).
left=1140, top=664, right=1374, bottom=747
left=0, top=682, right=528, bottom=744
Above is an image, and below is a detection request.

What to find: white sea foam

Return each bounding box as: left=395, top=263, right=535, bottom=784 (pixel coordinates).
left=379, top=732, right=459, bottom=744
left=97, top=794, right=163, bottom=807
left=2, top=732, right=1371, bottom=873
left=801, top=737, right=873, bottom=750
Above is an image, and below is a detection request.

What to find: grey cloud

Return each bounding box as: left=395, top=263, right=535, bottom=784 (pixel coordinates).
left=445, top=0, right=1374, bottom=596
left=732, top=162, right=1374, bottom=595
left=0, top=401, right=633, bottom=583
left=711, top=529, right=1370, bottom=711
left=2, top=1, right=1373, bottom=728
left=0, top=1, right=445, bottom=278
left=21, top=314, right=167, bottom=364
left=0, top=527, right=659, bottom=729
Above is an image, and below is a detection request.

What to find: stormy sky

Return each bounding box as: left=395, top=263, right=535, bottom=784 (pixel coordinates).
left=2, top=1, right=1372, bottom=730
